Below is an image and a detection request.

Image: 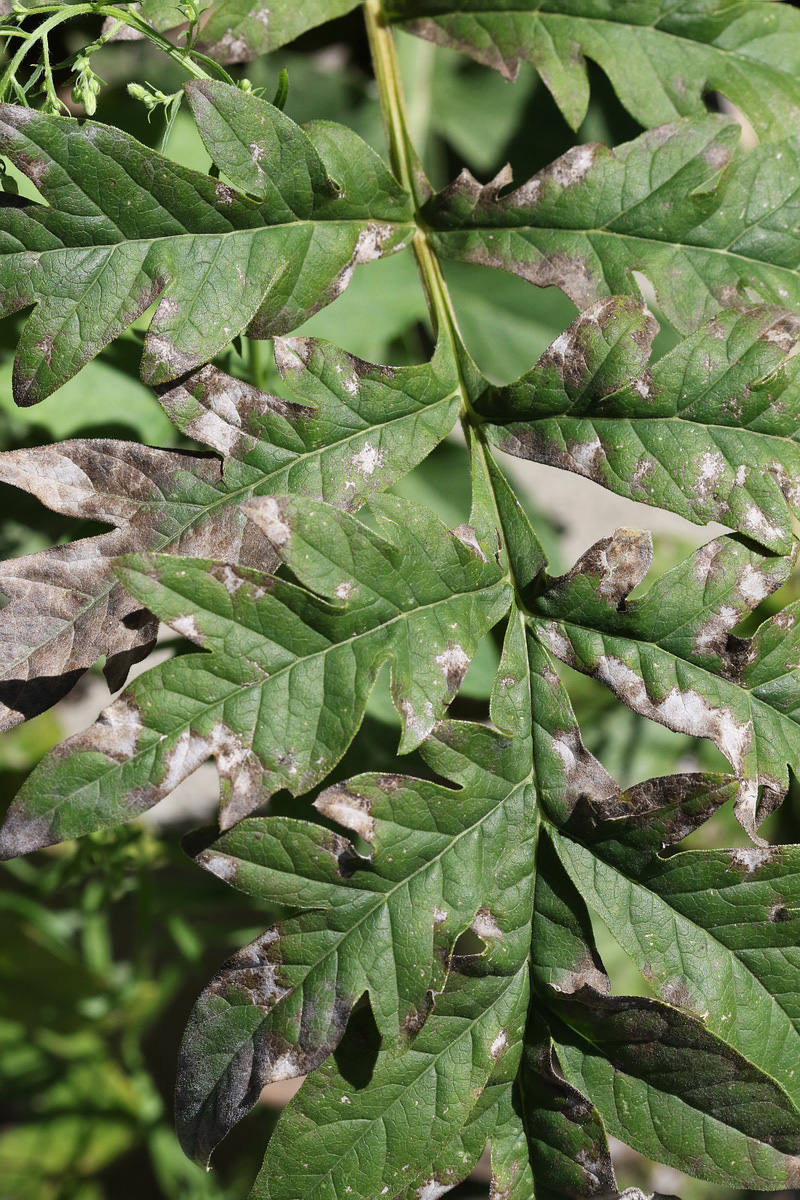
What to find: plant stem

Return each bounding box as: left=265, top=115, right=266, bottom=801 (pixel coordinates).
left=364, top=0, right=520, bottom=582
left=248, top=337, right=267, bottom=392
left=0, top=2, right=221, bottom=103
left=364, top=0, right=477, bottom=399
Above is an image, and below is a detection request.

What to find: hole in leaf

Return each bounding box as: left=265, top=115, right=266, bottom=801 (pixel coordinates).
left=333, top=996, right=380, bottom=1091
left=453, top=926, right=486, bottom=957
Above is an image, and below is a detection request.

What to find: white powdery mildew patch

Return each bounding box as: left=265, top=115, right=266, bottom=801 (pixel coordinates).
left=549, top=143, right=598, bottom=189
left=595, top=656, right=751, bottom=771
left=399, top=698, right=435, bottom=743
left=770, top=458, right=800, bottom=507
left=273, top=336, right=312, bottom=373
left=691, top=539, right=723, bottom=584
left=216, top=28, right=250, bottom=58
left=738, top=563, right=773, bottom=607
left=315, top=784, right=375, bottom=840
left=198, top=850, right=238, bottom=883
left=451, top=523, right=488, bottom=561
left=542, top=625, right=572, bottom=662
left=417, top=1182, right=451, bottom=1200
left=571, top=436, right=603, bottom=477
left=334, top=581, right=355, bottom=601
left=334, top=361, right=360, bottom=398
left=332, top=224, right=402, bottom=299
left=4, top=448, right=94, bottom=513
left=742, top=503, right=782, bottom=546
left=630, top=457, right=655, bottom=492
left=219, top=564, right=246, bottom=595
left=349, top=441, right=386, bottom=478
left=693, top=605, right=737, bottom=655
left=489, top=1029, right=508, bottom=1060
left=435, top=643, right=470, bottom=685
left=214, top=181, right=236, bottom=205
left=354, top=223, right=397, bottom=263
left=548, top=330, right=573, bottom=360
left=246, top=496, right=291, bottom=547
left=146, top=334, right=198, bottom=376
left=695, top=449, right=725, bottom=496
left=433, top=907, right=448, bottom=923
left=159, top=727, right=212, bottom=796
left=171, top=613, right=201, bottom=642
left=471, top=907, right=504, bottom=942
left=268, top=1050, right=305, bottom=1083
left=250, top=140, right=266, bottom=166
left=91, top=696, right=143, bottom=758
left=552, top=733, right=580, bottom=773
left=729, top=845, right=775, bottom=873
left=733, top=777, right=763, bottom=843
left=210, top=723, right=254, bottom=783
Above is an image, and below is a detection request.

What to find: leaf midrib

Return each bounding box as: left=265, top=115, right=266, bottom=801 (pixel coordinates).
left=488, top=410, right=800, bottom=443
left=6, top=216, right=412, bottom=258
left=434, top=225, right=800, bottom=287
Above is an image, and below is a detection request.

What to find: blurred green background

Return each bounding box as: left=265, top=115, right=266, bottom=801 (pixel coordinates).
left=2, top=8, right=800, bottom=1198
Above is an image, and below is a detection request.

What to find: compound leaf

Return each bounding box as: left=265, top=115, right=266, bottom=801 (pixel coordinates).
left=175, top=606, right=538, bottom=1167
left=249, top=965, right=530, bottom=1200
left=0, top=339, right=457, bottom=729
left=482, top=298, right=800, bottom=554
left=387, top=0, right=800, bottom=142
left=527, top=527, right=800, bottom=838
left=535, top=835, right=800, bottom=1189
left=176, top=607, right=619, bottom=1193
left=0, top=494, right=510, bottom=856
left=427, top=116, right=800, bottom=334
left=551, top=809, right=800, bottom=1116
left=177, top=693, right=537, bottom=1162
left=0, top=81, right=412, bottom=402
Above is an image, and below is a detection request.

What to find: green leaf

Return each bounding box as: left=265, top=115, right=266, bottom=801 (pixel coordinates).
left=0, top=339, right=457, bottom=729
left=135, top=0, right=362, bottom=61
left=482, top=297, right=800, bottom=553
left=0, top=81, right=412, bottom=402
left=550, top=816, right=800, bottom=1117
left=176, top=606, right=538, bottom=1169
left=387, top=0, right=800, bottom=142
left=533, top=830, right=800, bottom=1189
left=427, top=116, right=800, bottom=334
left=178, top=609, right=617, bottom=1194
left=195, top=0, right=362, bottom=62
left=177, top=688, right=537, bottom=1161
left=527, top=527, right=800, bottom=839
left=0, top=494, right=510, bottom=856
left=515, top=1007, right=618, bottom=1199
left=249, top=966, right=530, bottom=1200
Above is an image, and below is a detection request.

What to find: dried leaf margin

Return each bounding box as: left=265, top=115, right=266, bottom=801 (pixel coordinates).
left=480, top=296, right=800, bottom=555
left=0, top=492, right=511, bottom=857
left=426, top=116, right=800, bottom=334
left=0, top=338, right=459, bottom=729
